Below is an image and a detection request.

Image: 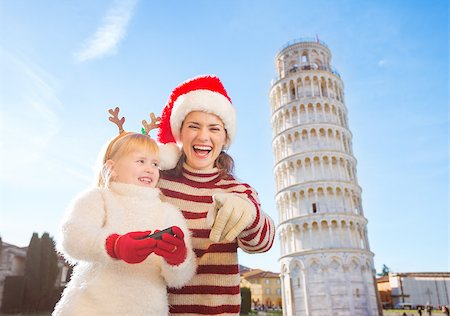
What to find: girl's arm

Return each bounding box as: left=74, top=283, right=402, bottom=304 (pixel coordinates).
left=58, top=188, right=113, bottom=264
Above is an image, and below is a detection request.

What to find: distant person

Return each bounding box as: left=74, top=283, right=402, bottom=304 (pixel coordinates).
left=52, top=108, right=196, bottom=315
left=156, top=75, right=275, bottom=314
left=443, top=305, right=449, bottom=316
left=418, top=305, right=423, bottom=316
left=426, top=305, right=432, bottom=316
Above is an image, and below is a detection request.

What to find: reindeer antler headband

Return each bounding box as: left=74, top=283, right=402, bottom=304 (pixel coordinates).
left=106, top=106, right=181, bottom=170
left=108, top=107, right=160, bottom=136
left=103, top=107, right=161, bottom=164
left=141, top=112, right=161, bottom=135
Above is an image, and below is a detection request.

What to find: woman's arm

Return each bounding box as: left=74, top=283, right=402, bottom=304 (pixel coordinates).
left=208, top=184, right=275, bottom=253
left=233, top=186, right=276, bottom=254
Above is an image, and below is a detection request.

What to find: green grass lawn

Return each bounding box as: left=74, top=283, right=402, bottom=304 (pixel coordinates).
left=241, top=311, right=282, bottom=315
left=382, top=309, right=444, bottom=315
left=1, top=314, right=51, bottom=316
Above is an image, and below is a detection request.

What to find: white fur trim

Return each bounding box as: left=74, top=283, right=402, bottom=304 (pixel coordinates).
left=170, top=89, right=236, bottom=143
left=159, top=243, right=197, bottom=288
left=158, top=142, right=181, bottom=170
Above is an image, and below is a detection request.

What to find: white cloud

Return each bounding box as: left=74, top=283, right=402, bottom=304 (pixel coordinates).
left=74, top=0, right=138, bottom=63
left=377, top=59, right=387, bottom=67
left=0, top=50, right=81, bottom=187
left=0, top=51, right=61, bottom=157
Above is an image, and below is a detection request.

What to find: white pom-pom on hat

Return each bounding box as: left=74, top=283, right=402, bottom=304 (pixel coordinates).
left=157, top=142, right=181, bottom=170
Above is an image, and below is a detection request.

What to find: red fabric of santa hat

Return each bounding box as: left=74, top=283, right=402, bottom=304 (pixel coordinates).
left=157, top=75, right=236, bottom=169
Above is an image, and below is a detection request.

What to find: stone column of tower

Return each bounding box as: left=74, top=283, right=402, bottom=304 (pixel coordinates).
left=269, top=38, right=381, bottom=316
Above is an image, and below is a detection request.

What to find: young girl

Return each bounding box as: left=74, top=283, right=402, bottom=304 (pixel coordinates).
left=53, top=108, right=196, bottom=316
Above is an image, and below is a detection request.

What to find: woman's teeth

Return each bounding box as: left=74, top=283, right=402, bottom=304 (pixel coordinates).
left=194, top=145, right=212, bottom=151
left=193, top=145, right=212, bottom=157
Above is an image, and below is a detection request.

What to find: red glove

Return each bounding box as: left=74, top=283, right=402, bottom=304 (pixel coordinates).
left=153, top=226, right=187, bottom=266
left=105, top=231, right=156, bottom=264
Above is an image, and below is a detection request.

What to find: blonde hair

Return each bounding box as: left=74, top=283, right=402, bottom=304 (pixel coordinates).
left=97, top=132, right=159, bottom=187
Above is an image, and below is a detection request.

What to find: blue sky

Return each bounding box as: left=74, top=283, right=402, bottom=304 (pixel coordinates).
left=0, top=0, right=448, bottom=274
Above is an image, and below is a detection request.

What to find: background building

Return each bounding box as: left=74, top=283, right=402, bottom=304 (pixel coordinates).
left=240, top=268, right=282, bottom=310
left=0, top=238, right=69, bottom=312
left=270, top=38, right=380, bottom=316
left=0, top=241, right=27, bottom=309
left=376, top=275, right=393, bottom=309
left=377, top=272, right=450, bottom=309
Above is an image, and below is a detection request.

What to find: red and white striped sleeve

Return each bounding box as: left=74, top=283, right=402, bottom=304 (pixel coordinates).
left=235, top=184, right=275, bottom=253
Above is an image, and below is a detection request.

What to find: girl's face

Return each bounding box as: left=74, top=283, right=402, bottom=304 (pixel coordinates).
left=108, top=148, right=160, bottom=187
left=180, top=111, right=228, bottom=170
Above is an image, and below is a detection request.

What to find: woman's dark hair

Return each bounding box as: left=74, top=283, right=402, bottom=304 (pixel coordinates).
left=162, top=151, right=234, bottom=179
left=215, top=151, right=235, bottom=177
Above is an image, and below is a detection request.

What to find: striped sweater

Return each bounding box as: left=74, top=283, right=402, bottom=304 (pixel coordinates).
left=158, top=164, right=275, bottom=316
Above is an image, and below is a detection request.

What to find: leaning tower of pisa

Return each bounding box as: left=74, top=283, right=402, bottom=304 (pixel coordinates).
left=270, top=38, right=380, bottom=316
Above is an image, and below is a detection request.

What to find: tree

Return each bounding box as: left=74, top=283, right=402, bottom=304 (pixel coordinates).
left=23, top=232, right=41, bottom=311
left=22, top=232, right=59, bottom=311
left=38, top=233, right=59, bottom=310
left=240, top=287, right=252, bottom=315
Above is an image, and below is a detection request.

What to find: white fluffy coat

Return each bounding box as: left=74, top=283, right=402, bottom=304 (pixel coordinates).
left=53, top=182, right=196, bottom=316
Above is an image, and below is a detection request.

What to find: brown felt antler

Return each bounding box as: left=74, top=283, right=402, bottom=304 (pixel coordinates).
left=108, top=107, right=125, bottom=134
left=141, top=112, right=161, bottom=135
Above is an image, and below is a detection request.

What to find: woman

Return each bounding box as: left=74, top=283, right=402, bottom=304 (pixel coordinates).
left=157, top=75, right=275, bottom=315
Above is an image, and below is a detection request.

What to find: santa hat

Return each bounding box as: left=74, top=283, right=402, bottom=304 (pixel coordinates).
left=157, top=75, right=236, bottom=169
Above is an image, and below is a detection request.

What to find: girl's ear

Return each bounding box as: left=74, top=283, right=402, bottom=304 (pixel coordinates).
left=105, top=159, right=116, bottom=177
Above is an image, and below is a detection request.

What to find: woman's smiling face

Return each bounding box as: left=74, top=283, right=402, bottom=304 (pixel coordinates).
left=180, top=111, right=228, bottom=170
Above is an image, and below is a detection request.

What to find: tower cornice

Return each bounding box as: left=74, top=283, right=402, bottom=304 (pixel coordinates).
left=278, top=248, right=376, bottom=264
left=274, top=180, right=363, bottom=201
left=277, top=212, right=368, bottom=228
left=270, top=96, right=347, bottom=117
left=271, top=121, right=352, bottom=141
left=272, top=150, right=358, bottom=171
